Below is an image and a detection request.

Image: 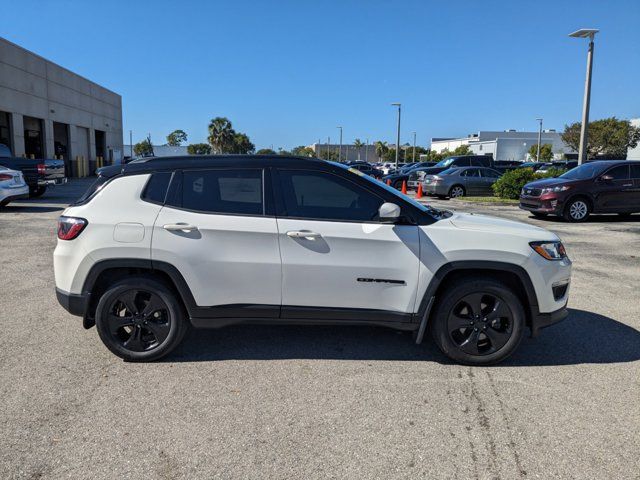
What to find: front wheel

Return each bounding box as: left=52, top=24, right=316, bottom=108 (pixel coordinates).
left=563, top=198, right=590, bottom=222
left=430, top=278, right=525, bottom=365
left=95, top=277, right=188, bottom=361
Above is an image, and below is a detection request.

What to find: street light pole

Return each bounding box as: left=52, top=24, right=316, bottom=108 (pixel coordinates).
left=412, top=131, right=417, bottom=162
left=535, top=118, right=543, bottom=162
left=337, top=126, right=343, bottom=162
left=569, top=28, right=599, bottom=165
left=391, top=103, right=401, bottom=169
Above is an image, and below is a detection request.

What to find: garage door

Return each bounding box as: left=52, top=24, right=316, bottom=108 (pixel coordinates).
left=75, top=127, right=89, bottom=177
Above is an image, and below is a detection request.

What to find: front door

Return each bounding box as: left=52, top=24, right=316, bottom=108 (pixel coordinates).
left=274, top=169, right=420, bottom=321
left=151, top=168, right=281, bottom=316
left=594, top=165, right=632, bottom=212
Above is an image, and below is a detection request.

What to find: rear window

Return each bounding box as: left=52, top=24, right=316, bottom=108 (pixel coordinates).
left=74, top=175, right=111, bottom=205
left=142, top=172, right=172, bottom=204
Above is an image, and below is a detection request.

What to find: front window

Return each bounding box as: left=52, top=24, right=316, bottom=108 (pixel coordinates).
left=559, top=163, right=603, bottom=180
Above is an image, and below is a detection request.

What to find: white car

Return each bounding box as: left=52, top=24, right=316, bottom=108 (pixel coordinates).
left=54, top=156, right=571, bottom=365
left=0, top=166, right=29, bottom=207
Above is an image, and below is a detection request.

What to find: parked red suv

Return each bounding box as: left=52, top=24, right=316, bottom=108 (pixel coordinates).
left=520, top=160, right=640, bottom=222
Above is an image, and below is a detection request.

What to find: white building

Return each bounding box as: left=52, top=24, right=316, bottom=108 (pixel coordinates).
left=627, top=118, right=640, bottom=160
left=123, top=144, right=189, bottom=159
left=431, top=130, right=575, bottom=161
left=0, top=37, right=123, bottom=176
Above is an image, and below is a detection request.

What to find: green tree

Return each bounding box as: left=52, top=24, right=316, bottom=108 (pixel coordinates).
left=453, top=145, right=472, bottom=156
left=256, top=148, right=277, bottom=155
left=528, top=143, right=553, bottom=161
left=133, top=135, right=154, bottom=156
left=166, top=129, right=188, bottom=146
left=291, top=146, right=315, bottom=157
left=187, top=143, right=211, bottom=155
left=231, top=133, right=255, bottom=154
left=562, top=117, right=640, bottom=159
left=207, top=117, right=235, bottom=153
left=374, top=141, right=389, bottom=162
left=353, top=139, right=364, bottom=160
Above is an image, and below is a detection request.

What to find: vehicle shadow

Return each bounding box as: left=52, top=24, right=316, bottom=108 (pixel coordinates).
left=166, top=308, right=640, bottom=366
left=529, top=213, right=640, bottom=223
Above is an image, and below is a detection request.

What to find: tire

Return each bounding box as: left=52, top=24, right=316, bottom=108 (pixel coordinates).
left=95, top=276, right=189, bottom=362
left=531, top=212, right=548, bottom=218
left=563, top=197, right=590, bottom=222
left=448, top=185, right=465, bottom=198
left=430, top=278, right=526, bottom=365
left=29, top=186, right=47, bottom=198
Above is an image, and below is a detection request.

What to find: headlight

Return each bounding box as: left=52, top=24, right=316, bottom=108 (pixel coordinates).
left=530, top=241, right=567, bottom=261
left=541, top=185, right=570, bottom=195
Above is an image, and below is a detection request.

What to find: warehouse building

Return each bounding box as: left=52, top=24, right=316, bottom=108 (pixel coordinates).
left=431, top=129, right=574, bottom=161
left=0, top=37, right=123, bottom=176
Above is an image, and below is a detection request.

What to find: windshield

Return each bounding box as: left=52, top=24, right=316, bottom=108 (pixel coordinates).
left=559, top=163, right=602, bottom=180
left=439, top=168, right=459, bottom=176
left=435, top=157, right=455, bottom=167
left=330, top=162, right=447, bottom=218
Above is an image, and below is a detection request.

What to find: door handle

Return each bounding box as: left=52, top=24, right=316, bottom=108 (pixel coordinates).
left=286, top=230, right=321, bottom=239
left=163, top=223, right=199, bottom=232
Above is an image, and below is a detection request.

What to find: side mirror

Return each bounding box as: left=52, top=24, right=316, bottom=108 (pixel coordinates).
left=378, top=202, right=401, bottom=223
left=599, top=174, right=614, bottom=182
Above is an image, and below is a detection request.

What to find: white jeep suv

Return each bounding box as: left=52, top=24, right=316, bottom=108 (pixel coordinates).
left=54, top=155, right=571, bottom=365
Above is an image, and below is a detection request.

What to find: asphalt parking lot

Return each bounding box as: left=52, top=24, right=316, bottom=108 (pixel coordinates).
left=1, top=180, right=639, bottom=480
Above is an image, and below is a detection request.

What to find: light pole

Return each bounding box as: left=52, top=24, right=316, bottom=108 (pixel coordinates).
left=365, top=138, right=369, bottom=162
left=411, top=131, right=417, bottom=162
left=337, top=126, right=343, bottom=162
left=535, top=118, right=543, bottom=162
left=326, top=136, right=330, bottom=160
left=569, top=28, right=599, bottom=165
left=391, top=103, right=401, bottom=169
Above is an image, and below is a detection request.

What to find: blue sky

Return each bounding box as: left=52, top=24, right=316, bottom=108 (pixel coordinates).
left=3, top=0, right=640, bottom=150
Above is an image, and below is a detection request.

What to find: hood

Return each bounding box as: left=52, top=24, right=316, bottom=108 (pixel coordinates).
left=524, top=177, right=576, bottom=188
left=449, top=212, right=556, bottom=239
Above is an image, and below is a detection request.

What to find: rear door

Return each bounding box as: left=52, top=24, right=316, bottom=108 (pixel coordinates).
left=480, top=168, right=501, bottom=195
left=460, top=168, right=483, bottom=195
left=630, top=164, right=640, bottom=211
left=594, top=164, right=631, bottom=212
left=273, top=168, right=420, bottom=321
left=151, top=168, right=281, bottom=317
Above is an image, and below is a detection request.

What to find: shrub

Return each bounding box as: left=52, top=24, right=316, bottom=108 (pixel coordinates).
left=492, top=167, right=567, bottom=199
left=492, top=168, right=537, bottom=199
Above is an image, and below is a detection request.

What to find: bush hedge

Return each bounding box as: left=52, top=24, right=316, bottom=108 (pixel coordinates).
left=492, top=167, right=566, bottom=199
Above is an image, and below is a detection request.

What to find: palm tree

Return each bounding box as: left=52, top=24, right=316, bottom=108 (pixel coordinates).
left=353, top=138, right=364, bottom=160
left=207, top=117, right=235, bottom=153
left=374, top=141, right=388, bottom=162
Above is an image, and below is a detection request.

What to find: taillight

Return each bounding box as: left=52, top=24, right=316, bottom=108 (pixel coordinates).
left=57, top=216, right=88, bottom=240
left=0, top=174, right=12, bottom=181
left=37, top=163, right=46, bottom=175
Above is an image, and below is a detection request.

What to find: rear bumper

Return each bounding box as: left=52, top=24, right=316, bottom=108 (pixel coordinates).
left=39, top=177, right=67, bottom=186
left=56, top=288, right=89, bottom=317
left=530, top=305, right=569, bottom=337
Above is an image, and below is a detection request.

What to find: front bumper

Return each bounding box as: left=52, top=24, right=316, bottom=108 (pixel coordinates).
left=530, top=305, right=569, bottom=337
left=519, top=194, right=564, bottom=214
left=423, top=183, right=448, bottom=195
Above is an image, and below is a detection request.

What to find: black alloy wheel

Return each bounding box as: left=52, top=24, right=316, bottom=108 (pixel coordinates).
left=447, top=293, right=513, bottom=356
left=105, top=289, right=171, bottom=352
left=95, top=277, right=188, bottom=361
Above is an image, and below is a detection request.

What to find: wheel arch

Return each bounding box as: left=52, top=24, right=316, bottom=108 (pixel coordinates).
left=81, top=259, right=197, bottom=328
left=416, top=261, right=539, bottom=334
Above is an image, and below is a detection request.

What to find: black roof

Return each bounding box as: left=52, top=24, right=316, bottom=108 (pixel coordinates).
left=107, top=155, right=327, bottom=177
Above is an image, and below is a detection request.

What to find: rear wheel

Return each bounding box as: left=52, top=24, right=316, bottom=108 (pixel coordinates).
left=563, top=197, right=590, bottom=222
left=448, top=185, right=465, bottom=198
left=430, top=278, right=525, bottom=365
left=29, top=186, right=47, bottom=198
left=95, top=277, right=188, bottom=361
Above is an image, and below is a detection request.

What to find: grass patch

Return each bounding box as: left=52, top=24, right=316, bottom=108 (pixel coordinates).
left=456, top=196, right=520, bottom=205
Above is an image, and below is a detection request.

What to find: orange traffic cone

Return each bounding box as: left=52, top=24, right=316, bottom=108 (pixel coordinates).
left=401, top=180, right=407, bottom=195
left=386, top=179, right=391, bottom=186
left=416, top=183, right=423, bottom=199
